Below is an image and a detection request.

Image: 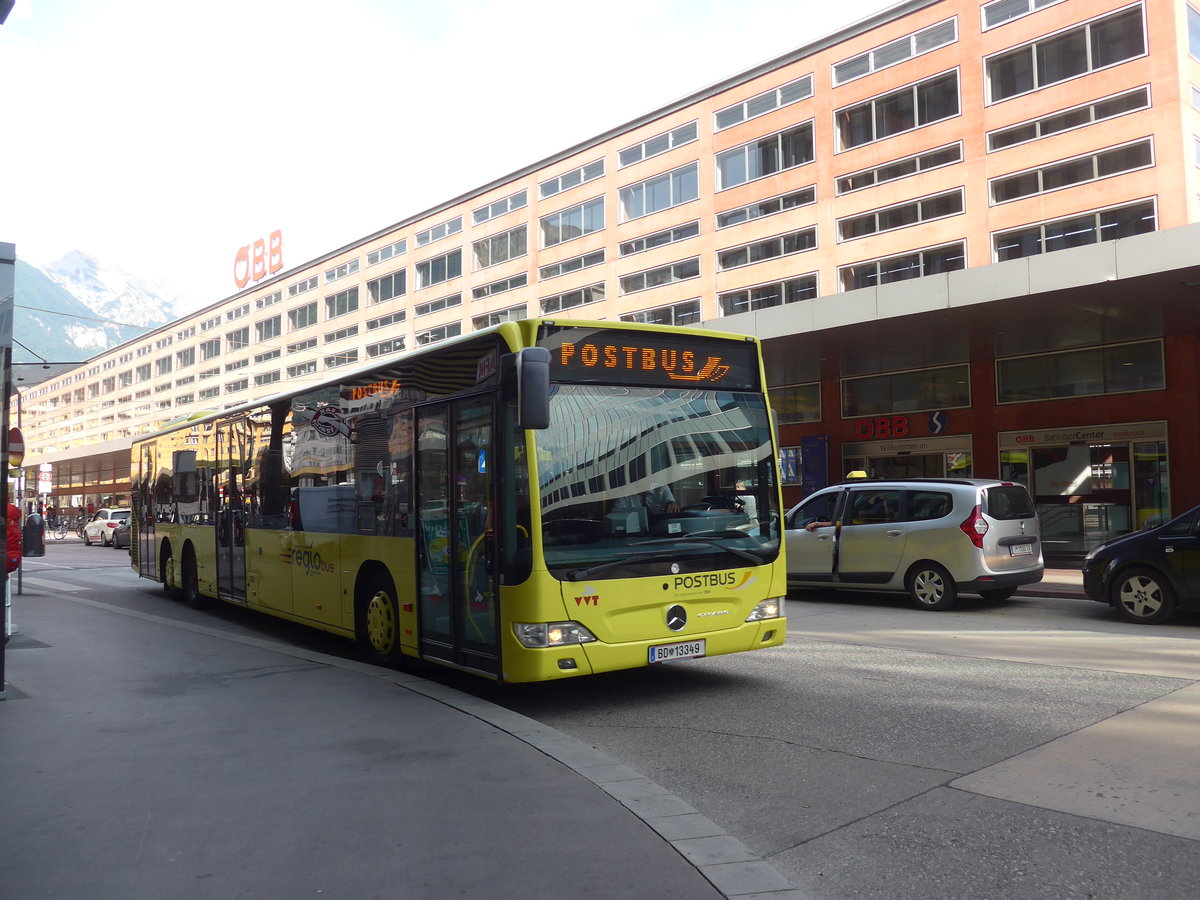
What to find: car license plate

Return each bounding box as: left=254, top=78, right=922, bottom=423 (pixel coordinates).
left=1009, top=542, right=1033, bottom=557
left=649, top=639, right=706, bottom=663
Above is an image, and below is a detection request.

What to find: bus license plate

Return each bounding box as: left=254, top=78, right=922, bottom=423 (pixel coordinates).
left=1009, top=542, right=1033, bottom=557
left=649, top=639, right=706, bottom=663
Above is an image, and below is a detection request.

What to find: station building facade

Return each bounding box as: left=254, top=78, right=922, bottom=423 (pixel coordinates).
left=11, top=0, right=1200, bottom=559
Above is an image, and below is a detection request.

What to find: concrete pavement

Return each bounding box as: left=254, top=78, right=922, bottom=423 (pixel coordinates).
left=1, top=584, right=804, bottom=900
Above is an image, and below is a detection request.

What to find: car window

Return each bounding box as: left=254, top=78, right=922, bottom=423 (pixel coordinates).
left=905, top=490, right=952, bottom=521
left=1161, top=510, right=1199, bottom=537
left=847, top=489, right=900, bottom=525
left=983, top=485, right=1035, bottom=520
left=789, top=491, right=838, bottom=529
left=113, top=510, right=130, bottom=522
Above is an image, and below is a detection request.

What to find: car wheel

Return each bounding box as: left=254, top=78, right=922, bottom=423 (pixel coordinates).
left=83, top=529, right=92, bottom=546
left=907, top=562, right=957, bottom=611
left=979, top=587, right=1017, bottom=602
left=1112, top=567, right=1176, bottom=624
left=358, top=572, right=405, bottom=667
left=102, top=531, right=111, bottom=546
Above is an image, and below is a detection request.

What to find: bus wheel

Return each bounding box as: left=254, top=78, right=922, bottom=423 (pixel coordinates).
left=359, top=574, right=404, bottom=668
left=183, top=550, right=207, bottom=610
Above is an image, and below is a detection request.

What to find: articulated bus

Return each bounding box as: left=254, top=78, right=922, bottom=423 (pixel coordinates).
left=130, top=319, right=786, bottom=682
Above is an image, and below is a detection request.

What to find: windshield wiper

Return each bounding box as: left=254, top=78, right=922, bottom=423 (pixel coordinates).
left=631, top=531, right=766, bottom=565
left=565, top=550, right=681, bottom=582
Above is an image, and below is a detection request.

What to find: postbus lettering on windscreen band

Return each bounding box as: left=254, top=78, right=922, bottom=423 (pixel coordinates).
left=558, top=342, right=731, bottom=382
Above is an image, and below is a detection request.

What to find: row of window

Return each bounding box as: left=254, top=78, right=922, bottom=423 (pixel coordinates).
left=775, top=337, right=1165, bottom=424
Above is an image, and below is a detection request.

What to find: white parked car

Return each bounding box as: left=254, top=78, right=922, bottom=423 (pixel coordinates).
left=83, top=508, right=131, bottom=546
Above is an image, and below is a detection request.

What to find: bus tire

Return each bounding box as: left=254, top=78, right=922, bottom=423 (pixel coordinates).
left=183, top=548, right=207, bottom=610
left=358, top=572, right=404, bottom=668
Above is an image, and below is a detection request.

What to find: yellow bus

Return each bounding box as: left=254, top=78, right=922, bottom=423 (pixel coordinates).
left=130, top=319, right=786, bottom=682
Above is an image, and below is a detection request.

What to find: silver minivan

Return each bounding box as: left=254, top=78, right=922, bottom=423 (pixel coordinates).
left=784, top=478, right=1043, bottom=610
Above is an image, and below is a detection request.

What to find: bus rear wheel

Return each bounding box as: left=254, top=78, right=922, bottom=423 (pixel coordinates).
left=183, top=550, right=207, bottom=610
left=359, top=574, right=405, bottom=668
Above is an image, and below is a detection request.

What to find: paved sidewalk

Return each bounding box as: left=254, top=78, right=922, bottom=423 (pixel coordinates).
left=1, top=589, right=804, bottom=899
left=1016, top=566, right=1085, bottom=599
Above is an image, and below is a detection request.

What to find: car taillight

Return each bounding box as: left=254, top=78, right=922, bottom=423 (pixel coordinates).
left=959, top=505, right=988, bottom=549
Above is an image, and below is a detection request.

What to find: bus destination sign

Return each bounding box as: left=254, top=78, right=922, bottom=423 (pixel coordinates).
left=540, top=326, right=759, bottom=391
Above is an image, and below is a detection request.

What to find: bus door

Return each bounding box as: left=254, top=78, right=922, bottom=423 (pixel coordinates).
left=215, top=417, right=248, bottom=603
left=136, top=441, right=157, bottom=579
left=415, top=395, right=499, bottom=675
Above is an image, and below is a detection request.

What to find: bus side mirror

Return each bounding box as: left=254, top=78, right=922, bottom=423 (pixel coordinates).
left=516, top=347, right=551, bottom=430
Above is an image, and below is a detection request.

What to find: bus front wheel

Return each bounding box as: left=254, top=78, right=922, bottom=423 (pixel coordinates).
left=183, top=550, right=207, bottom=610
left=359, top=573, right=405, bottom=668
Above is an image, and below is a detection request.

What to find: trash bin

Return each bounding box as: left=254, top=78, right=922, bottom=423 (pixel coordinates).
left=23, top=512, right=45, bottom=558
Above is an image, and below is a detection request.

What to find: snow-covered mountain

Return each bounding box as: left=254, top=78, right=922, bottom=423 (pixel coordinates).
left=40, top=250, right=187, bottom=329
left=11, top=251, right=185, bottom=370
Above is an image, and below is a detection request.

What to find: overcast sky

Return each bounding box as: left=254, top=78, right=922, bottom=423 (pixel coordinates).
left=1, top=0, right=899, bottom=313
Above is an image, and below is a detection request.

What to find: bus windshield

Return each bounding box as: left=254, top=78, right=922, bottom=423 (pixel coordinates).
left=536, top=384, right=780, bottom=579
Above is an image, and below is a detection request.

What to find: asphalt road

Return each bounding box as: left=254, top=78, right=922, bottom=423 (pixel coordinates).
left=11, top=544, right=1200, bottom=899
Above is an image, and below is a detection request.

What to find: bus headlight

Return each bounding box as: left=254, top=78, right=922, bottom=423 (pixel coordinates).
left=745, top=597, right=783, bottom=621
left=513, top=621, right=598, bottom=648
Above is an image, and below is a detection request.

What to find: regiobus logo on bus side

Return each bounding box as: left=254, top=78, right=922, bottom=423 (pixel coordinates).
left=282, top=547, right=337, bottom=576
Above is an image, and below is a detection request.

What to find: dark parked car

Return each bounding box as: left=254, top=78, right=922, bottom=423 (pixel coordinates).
left=111, top=520, right=131, bottom=550
left=1082, top=505, right=1200, bottom=624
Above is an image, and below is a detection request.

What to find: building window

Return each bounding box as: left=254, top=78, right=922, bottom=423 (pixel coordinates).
left=473, top=224, right=527, bottom=269
left=367, top=269, right=406, bottom=303
left=1191, top=4, right=1200, bottom=59
left=837, top=144, right=962, bottom=195
left=982, top=0, right=1067, bottom=31
left=367, top=311, right=406, bottom=330
left=839, top=189, right=964, bottom=241
left=367, top=338, right=406, bottom=357
left=325, top=286, right=359, bottom=319
left=472, top=304, right=528, bottom=330
left=225, top=359, right=248, bottom=372
left=619, top=121, right=698, bottom=167
left=716, top=186, right=816, bottom=229
left=840, top=242, right=966, bottom=291
left=254, top=371, right=281, bottom=387
left=620, top=221, right=700, bottom=257
left=287, top=338, right=317, bottom=354
left=287, top=360, right=317, bottom=378
left=540, top=159, right=604, bottom=199
left=472, top=273, right=528, bottom=300
left=996, top=339, right=1163, bottom=403
left=619, top=162, right=699, bottom=220
left=837, top=71, right=959, bottom=151
left=225, top=378, right=249, bottom=394
left=199, top=339, right=221, bottom=361
left=619, top=257, right=700, bottom=294
left=289, top=302, right=318, bottom=331
left=619, top=298, right=701, bottom=327
left=718, top=228, right=816, bottom=270
left=540, top=283, right=605, bottom=315
left=773, top=383, right=822, bottom=424
left=325, top=350, right=359, bottom=369
left=176, top=393, right=194, bottom=406
left=415, top=323, right=462, bottom=346
left=155, top=356, right=173, bottom=377
left=833, top=19, right=957, bottom=85
left=991, top=139, right=1153, bottom=204
left=716, top=124, right=814, bottom=190
left=538, top=249, right=605, bottom=280
left=842, top=364, right=971, bottom=417
left=540, top=197, right=604, bottom=248
left=199, top=367, right=220, bottom=380
left=993, top=200, right=1156, bottom=261
left=473, top=189, right=528, bottom=225
left=715, top=76, right=813, bottom=130
left=988, top=87, right=1150, bottom=151
left=367, top=239, right=406, bottom=266
left=256, top=315, right=281, bottom=342
left=415, top=249, right=462, bottom=289
left=325, top=259, right=359, bottom=283
left=198, top=386, right=220, bottom=400
left=256, top=290, right=282, bottom=309
left=288, top=276, right=318, bottom=297
left=414, top=293, right=462, bottom=318
left=718, top=276, right=817, bottom=316
left=324, top=325, right=359, bottom=344
left=415, top=216, right=462, bottom=247
left=254, top=349, right=281, bottom=364
left=226, top=303, right=249, bottom=321
left=986, top=7, right=1146, bottom=103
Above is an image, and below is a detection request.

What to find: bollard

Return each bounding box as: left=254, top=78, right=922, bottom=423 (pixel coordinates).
left=23, top=512, right=45, bottom=558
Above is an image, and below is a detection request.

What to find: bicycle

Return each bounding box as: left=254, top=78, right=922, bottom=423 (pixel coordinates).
left=54, top=518, right=69, bottom=540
